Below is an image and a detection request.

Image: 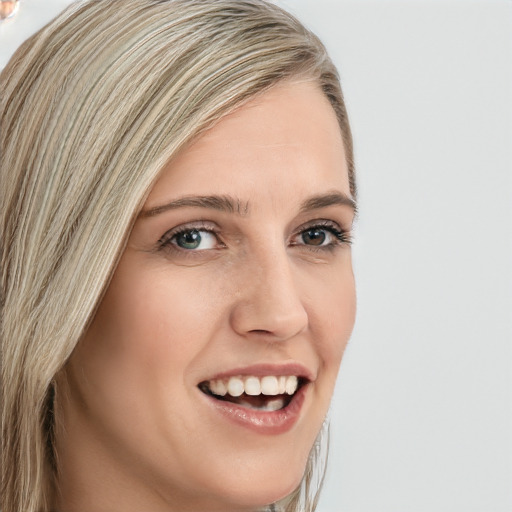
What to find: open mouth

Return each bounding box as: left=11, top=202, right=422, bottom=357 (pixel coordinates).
left=199, top=375, right=308, bottom=412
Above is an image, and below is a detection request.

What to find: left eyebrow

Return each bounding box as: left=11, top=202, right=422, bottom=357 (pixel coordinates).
left=299, top=191, right=357, bottom=216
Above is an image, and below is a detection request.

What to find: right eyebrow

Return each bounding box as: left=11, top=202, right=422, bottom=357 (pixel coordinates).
left=139, top=195, right=250, bottom=218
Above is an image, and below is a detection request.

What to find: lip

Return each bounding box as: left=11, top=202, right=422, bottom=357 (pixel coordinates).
left=200, top=382, right=309, bottom=435
left=197, top=362, right=313, bottom=435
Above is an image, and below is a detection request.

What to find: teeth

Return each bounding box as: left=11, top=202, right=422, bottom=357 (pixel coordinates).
left=237, top=397, right=286, bottom=411
left=244, top=376, right=261, bottom=396
left=261, top=398, right=286, bottom=411
left=285, top=376, right=298, bottom=395
left=278, top=376, right=286, bottom=394
left=207, top=375, right=300, bottom=397
left=261, top=376, right=279, bottom=395
left=209, top=379, right=227, bottom=396
left=227, top=377, right=244, bottom=397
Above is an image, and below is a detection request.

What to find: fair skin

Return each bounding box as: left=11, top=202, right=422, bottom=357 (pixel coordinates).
left=55, top=80, right=356, bottom=512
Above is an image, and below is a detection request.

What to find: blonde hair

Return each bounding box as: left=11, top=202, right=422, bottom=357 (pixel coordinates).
left=0, top=1, right=354, bottom=511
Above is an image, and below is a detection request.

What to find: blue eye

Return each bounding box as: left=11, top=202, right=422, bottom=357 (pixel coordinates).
left=166, top=229, right=218, bottom=251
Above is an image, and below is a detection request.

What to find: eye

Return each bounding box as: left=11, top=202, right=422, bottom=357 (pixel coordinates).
left=293, top=221, right=352, bottom=250
left=173, top=229, right=217, bottom=250
left=158, top=225, right=220, bottom=253
left=300, top=227, right=331, bottom=246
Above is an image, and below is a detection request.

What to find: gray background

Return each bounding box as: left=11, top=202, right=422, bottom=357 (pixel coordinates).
left=2, top=1, right=511, bottom=511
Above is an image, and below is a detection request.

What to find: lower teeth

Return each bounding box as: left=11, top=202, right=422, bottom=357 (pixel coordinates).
left=236, top=397, right=286, bottom=411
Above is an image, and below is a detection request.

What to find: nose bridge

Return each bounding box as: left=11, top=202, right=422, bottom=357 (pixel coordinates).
left=229, top=241, right=308, bottom=340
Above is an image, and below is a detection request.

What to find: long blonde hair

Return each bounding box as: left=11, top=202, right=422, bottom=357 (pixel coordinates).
left=0, top=1, right=354, bottom=511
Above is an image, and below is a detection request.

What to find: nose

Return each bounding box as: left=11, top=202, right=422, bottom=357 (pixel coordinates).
left=229, top=248, right=308, bottom=342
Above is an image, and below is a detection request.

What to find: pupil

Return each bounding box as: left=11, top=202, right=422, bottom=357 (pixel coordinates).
left=177, top=230, right=201, bottom=249
left=303, top=229, right=325, bottom=246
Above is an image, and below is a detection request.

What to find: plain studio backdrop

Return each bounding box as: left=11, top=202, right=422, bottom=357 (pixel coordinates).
left=1, top=1, right=511, bottom=511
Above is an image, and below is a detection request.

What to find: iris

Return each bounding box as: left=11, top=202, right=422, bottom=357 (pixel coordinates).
left=302, top=228, right=326, bottom=246
left=176, top=230, right=203, bottom=250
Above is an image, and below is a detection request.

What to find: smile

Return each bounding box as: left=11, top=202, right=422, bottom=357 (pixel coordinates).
left=198, top=364, right=312, bottom=434
left=199, top=375, right=305, bottom=411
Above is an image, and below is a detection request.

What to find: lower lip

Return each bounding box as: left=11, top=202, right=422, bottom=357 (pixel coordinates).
left=201, top=384, right=308, bottom=435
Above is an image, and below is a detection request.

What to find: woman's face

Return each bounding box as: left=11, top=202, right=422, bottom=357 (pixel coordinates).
left=59, top=81, right=356, bottom=512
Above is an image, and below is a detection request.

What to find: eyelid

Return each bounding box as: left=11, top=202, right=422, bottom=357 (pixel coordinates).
left=294, top=218, right=342, bottom=231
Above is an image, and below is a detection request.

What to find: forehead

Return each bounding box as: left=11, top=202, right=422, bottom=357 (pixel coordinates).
left=145, top=80, right=350, bottom=210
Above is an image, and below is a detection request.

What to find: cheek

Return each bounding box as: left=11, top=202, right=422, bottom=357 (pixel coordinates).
left=307, top=260, right=356, bottom=362
left=78, top=255, right=241, bottom=416
left=87, top=280, right=179, bottom=375
left=66, top=257, right=231, bottom=474
left=333, top=273, right=356, bottom=358
left=299, top=259, right=355, bottom=423
left=76, top=262, right=216, bottom=407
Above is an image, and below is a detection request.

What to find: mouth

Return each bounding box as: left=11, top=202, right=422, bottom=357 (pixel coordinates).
left=198, top=375, right=308, bottom=412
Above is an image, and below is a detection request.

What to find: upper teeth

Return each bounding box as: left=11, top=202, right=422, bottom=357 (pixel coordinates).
left=208, top=375, right=299, bottom=397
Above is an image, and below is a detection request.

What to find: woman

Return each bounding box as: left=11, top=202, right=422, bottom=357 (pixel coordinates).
left=0, top=1, right=356, bottom=511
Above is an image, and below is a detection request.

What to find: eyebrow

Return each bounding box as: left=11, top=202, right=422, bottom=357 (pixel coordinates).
left=299, top=191, right=357, bottom=216
left=139, top=191, right=356, bottom=218
left=139, top=195, right=249, bottom=218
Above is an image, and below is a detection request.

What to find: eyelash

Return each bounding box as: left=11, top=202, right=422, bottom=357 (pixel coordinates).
left=292, top=221, right=353, bottom=252
left=157, top=220, right=352, bottom=256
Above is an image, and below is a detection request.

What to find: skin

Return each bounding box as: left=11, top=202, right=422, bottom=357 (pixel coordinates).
left=55, top=80, right=356, bottom=512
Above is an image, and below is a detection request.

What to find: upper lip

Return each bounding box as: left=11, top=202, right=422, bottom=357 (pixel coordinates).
left=199, top=362, right=315, bottom=383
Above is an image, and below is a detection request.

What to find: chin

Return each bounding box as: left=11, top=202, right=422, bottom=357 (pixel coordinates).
left=210, top=478, right=302, bottom=512
left=199, top=450, right=308, bottom=512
